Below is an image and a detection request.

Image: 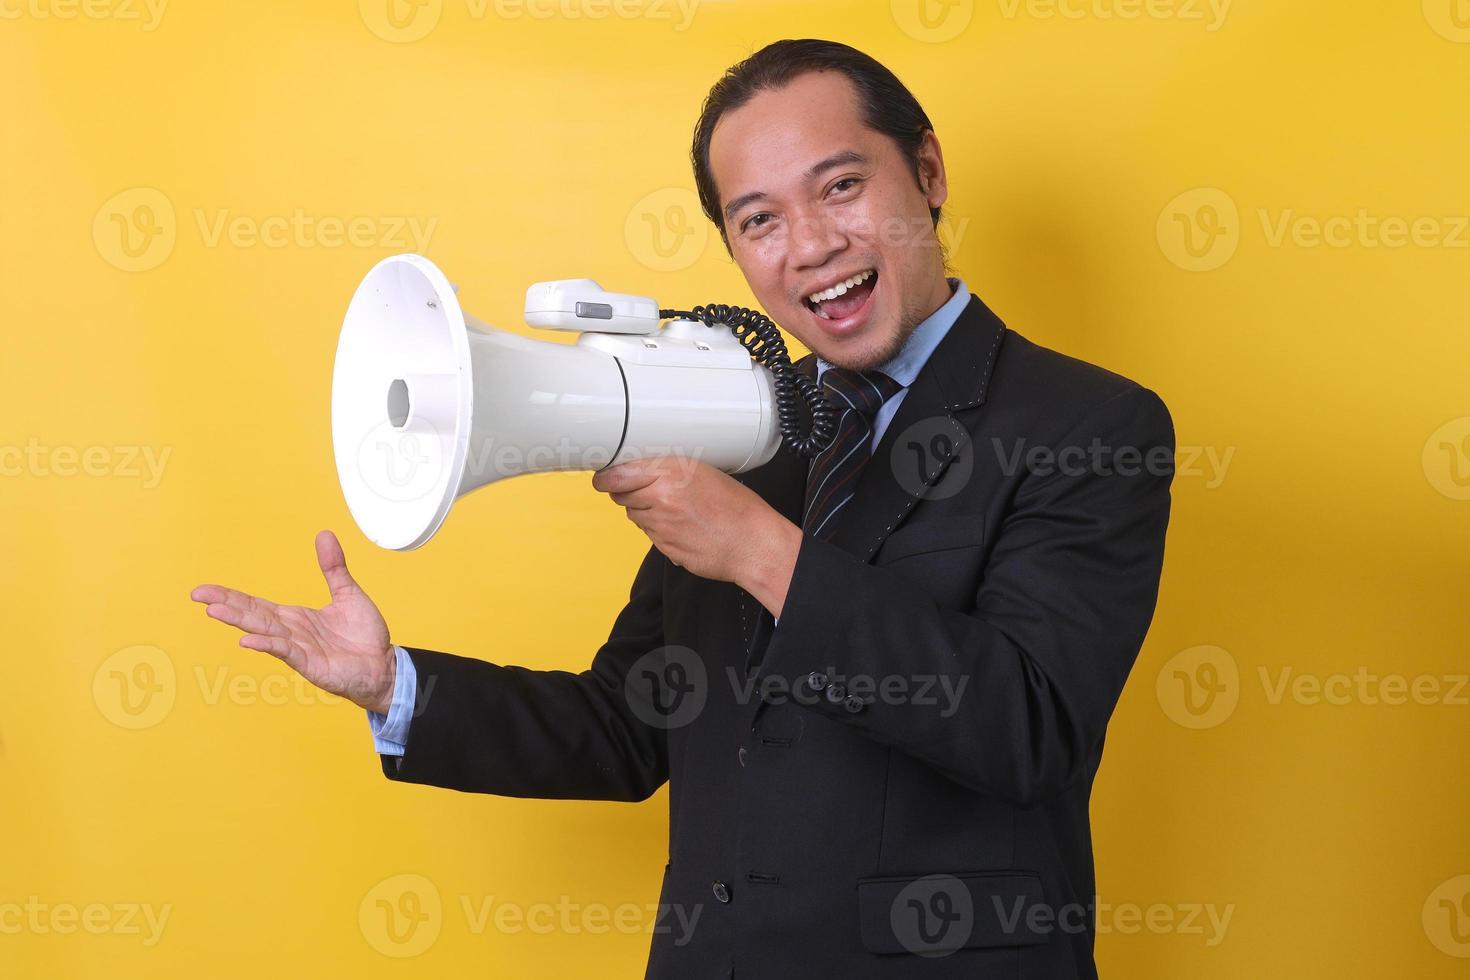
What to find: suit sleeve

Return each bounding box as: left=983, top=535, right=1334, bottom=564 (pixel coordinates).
left=759, top=385, right=1175, bottom=807
left=377, top=543, right=671, bottom=802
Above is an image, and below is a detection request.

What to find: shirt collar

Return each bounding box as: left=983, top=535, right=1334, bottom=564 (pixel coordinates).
left=815, top=276, right=970, bottom=389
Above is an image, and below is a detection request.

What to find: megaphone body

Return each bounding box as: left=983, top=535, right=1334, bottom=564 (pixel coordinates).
left=332, top=253, right=787, bottom=550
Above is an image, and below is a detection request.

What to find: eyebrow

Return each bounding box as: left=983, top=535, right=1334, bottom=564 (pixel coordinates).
left=721, top=149, right=870, bottom=224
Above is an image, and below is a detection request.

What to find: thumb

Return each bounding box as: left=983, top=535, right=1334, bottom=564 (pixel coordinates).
left=315, top=529, right=361, bottom=599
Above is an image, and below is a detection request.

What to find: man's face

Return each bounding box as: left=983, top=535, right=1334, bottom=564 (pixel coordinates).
left=708, top=70, right=951, bottom=371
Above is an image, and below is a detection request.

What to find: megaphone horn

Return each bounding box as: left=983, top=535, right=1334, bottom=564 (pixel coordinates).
left=332, top=253, right=826, bottom=551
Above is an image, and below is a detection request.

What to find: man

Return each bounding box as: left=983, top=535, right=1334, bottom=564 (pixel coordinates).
left=192, top=39, right=1173, bottom=979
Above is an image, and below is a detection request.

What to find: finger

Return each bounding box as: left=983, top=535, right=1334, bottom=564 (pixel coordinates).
left=592, top=463, right=656, bottom=494
left=315, top=529, right=361, bottom=600
left=239, top=633, right=306, bottom=673
left=609, top=490, right=655, bottom=510
left=204, top=602, right=288, bottom=639
left=190, top=584, right=277, bottom=616
left=624, top=508, right=661, bottom=538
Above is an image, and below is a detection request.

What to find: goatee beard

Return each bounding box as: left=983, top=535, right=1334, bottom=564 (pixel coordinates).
left=820, top=313, right=920, bottom=372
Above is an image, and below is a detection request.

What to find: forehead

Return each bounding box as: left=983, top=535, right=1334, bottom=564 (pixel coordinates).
left=709, top=71, right=880, bottom=205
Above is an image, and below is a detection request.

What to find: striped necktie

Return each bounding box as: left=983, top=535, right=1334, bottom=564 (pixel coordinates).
left=802, top=367, right=904, bottom=540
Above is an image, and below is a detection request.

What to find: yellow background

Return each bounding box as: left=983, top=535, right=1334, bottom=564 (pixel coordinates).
left=3, top=0, right=1467, bottom=976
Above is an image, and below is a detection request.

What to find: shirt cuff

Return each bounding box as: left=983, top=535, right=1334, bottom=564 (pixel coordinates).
left=366, top=645, right=416, bottom=756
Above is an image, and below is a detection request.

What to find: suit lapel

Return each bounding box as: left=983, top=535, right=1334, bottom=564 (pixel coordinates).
left=825, top=292, right=1007, bottom=562
left=736, top=292, right=1008, bottom=673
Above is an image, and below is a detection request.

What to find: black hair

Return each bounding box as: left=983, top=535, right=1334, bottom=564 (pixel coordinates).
left=691, top=39, right=944, bottom=255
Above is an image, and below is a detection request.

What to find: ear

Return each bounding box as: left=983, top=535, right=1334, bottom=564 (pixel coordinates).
left=916, top=129, right=948, bottom=210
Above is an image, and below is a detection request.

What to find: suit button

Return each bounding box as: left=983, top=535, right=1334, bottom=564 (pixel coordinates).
left=737, top=745, right=748, bottom=767
left=712, top=880, right=731, bottom=903
left=843, top=694, right=865, bottom=713
left=806, top=671, right=828, bottom=692
left=824, top=682, right=847, bottom=704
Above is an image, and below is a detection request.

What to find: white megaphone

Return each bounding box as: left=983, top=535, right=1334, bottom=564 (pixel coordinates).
left=332, top=253, right=827, bottom=551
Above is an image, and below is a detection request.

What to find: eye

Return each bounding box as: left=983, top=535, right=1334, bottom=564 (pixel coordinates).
left=741, top=212, right=773, bottom=234
left=828, top=177, right=861, bottom=196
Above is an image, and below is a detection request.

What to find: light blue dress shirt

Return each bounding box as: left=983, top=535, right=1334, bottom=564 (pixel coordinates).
left=367, top=277, right=972, bottom=756
left=814, top=275, right=970, bottom=453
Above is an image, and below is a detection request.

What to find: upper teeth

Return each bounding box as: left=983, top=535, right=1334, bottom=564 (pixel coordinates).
left=807, top=269, right=874, bottom=305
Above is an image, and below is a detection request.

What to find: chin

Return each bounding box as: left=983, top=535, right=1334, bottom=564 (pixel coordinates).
left=813, top=331, right=902, bottom=373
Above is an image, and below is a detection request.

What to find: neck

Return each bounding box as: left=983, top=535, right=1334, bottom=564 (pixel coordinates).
left=916, top=271, right=956, bottom=323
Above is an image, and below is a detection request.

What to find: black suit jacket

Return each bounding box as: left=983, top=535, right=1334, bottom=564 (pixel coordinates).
left=381, top=291, right=1175, bottom=979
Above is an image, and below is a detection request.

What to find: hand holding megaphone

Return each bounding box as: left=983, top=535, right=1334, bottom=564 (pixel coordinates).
left=189, top=530, right=396, bottom=713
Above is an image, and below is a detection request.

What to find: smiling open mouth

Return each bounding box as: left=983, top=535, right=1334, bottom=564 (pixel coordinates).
left=805, top=268, right=877, bottom=321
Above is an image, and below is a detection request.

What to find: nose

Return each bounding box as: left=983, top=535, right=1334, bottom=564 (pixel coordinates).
left=787, top=207, right=848, bottom=274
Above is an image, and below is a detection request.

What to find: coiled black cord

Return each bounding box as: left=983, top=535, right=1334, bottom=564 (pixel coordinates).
left=658, top=304, right=836, bottom=458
